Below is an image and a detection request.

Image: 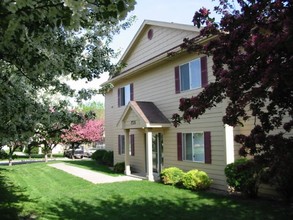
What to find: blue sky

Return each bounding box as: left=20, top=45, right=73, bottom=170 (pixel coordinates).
left=73, top=0, right=221, bottom=104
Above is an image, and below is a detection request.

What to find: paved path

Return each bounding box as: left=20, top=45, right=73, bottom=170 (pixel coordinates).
left=48, top=163, right=143, bottom=184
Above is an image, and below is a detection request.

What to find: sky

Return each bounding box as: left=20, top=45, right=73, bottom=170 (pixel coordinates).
left=71, top=0, right=221, bottom=104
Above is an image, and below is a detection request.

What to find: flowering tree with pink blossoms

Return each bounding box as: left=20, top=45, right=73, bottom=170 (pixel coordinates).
left=61, top=119, right=104, bottom=157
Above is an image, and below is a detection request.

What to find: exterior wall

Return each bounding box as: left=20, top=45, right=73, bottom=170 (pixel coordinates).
left=105, top=51, right=233, bottom=190
left=105, top=22, right=291, bottom=195
left=123, top=26, right=197, bottom=72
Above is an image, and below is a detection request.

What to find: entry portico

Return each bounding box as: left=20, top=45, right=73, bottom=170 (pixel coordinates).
left=117, top=101, right=170, bottom=181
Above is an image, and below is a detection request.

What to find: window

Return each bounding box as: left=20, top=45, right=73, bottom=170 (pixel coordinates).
left=177, top=131, right=211, bottom=164
left=118, top=134, right=135, bottom=156
left=175, top=56, right=208, bottom=93
left=118, top=83, right=134, bottom=107
left=180, top=59, right=201, bottom=91
left=130, top=134, right=135, bottom=156
left=118, top=135, right=125, bottom=155
left=182, top=132, right=204, bottom=162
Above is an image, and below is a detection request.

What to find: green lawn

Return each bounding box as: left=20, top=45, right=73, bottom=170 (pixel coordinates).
left=0, top=162, right=291, bottom=220
left=62, top=160, right=120, bottom=176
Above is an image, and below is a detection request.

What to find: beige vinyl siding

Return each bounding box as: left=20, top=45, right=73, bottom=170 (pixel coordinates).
left=129, top=129, right=146, bottom=172
left=105, top=52, right=231, bottom=190
left=104, top=22, right=238, bottom=191
left=104, top=91, right=115, bottom=152
left=105, top=22, right=292, bottom=194
left=123, top=26, right=197, bottom=72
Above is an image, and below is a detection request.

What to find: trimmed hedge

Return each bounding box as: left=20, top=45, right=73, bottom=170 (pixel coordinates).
left=91, top=149, right=107, bottom=163
left=160, top=167, right=212, bottom=191
left=225, top=158, right=261, bottom=198
left=102, top=150, right=113, bottom=166
left=182, top=169, right=212, bottom=191
left=113, top=162, right=125, bottom=173
left=160, top=167, right=184, bottom=186
left=91, top=149, right=113, bottom=167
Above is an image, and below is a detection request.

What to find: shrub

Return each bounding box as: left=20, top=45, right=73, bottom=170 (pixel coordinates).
left=182, top=169, right=212, bottom=191
left=114, top=162, right=125, bottom=173
left=0, top=150, right=8, bottom=159
left=102, top=151, right=113, bottom=167
left=91, top=149, right=107, bottom=163
left=160, top=167, right=184, bottom=186
left=225, top=158, right=262, bottom=198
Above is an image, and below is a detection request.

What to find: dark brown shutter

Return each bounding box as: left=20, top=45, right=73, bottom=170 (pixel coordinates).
left=204, top=131, right=211, bottom=164
left=130, top=83, right=134, bottom=101
left=122, top=135, right=125, bottom=154
left=130, top=134, right=135, bottom=156
left=118, top=135, right=121, bottom=155
left=177, top=132, right=182, bottom=161
left=118, top=88, right=121, bottom=107
left=175, top=66, right=180, bottom=94
left=201, top=56, right=208, bottom=87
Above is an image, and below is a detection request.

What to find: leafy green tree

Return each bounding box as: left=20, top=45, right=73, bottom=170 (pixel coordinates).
left=0, top=65, right=42, bottom=165
left=34, top=103, right=93, bottom=162
left=26, top=141, right=39, bottom=160
left=172, top=0, right=293, bottom=201
left=0, top=0, right=136, bottom=149
left=76, top=101, right=105, bottom=119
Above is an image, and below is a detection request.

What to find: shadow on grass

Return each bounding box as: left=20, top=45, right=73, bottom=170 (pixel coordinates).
left=0, top=168, right=35, bottom=220
left=47, top=190, right=292, bottom=220
left=63, top=160, right=118, bottom=176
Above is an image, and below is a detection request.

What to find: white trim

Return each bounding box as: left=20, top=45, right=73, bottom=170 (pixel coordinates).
left=225, top=124, right=235, bottom=164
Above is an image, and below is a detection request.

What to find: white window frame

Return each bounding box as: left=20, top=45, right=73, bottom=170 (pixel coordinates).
left=179, top=58, right=201, bottom=91
left=182, top=132, right=205, bottom=163
left=119, top=84, right=131, bottom=106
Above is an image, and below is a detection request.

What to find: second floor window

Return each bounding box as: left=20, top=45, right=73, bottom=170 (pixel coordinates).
left=175, top=56, right=208, bottom=94
left=118, top=83, right=134, bottom=107
left=180, top=59, right=201, bottom=91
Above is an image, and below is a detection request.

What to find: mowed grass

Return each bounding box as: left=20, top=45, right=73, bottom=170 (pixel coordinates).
left=62, top=160, right=120, bottom=176
left=0, top=162, right=292, bottom=220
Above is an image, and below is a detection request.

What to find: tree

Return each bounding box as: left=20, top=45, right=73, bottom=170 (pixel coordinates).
left=0, top=1, right=135, bottom=147
left=76, top=101, right=105, bottom=119
left=62, top=119, right=104, bottom=157
left=34, top=104, right=92, bottom=162
left=172, top=0, right=293, bottom=201
left=0, top=68, right=42, bottom=165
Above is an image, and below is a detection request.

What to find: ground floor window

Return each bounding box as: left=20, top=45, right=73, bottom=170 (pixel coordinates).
left=182, top=132, right=205, bottom=162
left=118, top=135, right=125, bottom=155
left=118, top=134, right=135, bottom=156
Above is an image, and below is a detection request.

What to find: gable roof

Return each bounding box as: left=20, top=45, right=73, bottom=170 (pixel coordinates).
left=117, top=101, right=171, bottom=129
left=102, top=20, right=216, bottom=87
left=101, top=20, right=202, bottom=86
left=120, top=20, right=200, bottom=62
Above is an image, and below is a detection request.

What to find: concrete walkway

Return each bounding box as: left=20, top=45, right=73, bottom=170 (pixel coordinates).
left=48, top=163, right=143, bottom=184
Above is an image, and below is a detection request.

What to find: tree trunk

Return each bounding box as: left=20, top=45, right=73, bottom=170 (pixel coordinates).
left=45, top=153, right=48, bottom=162
left=8, top=157, right=12, bottom=166
left=8, top=147, right=13, bottom=166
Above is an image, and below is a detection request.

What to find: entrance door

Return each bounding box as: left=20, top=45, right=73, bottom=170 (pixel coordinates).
left=152, top=133, right=163, bottom=173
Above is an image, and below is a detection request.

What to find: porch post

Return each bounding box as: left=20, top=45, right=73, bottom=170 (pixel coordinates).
left=124, top=129, right=131, bottom=175
left=146, top=129, right=154, bottom=181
